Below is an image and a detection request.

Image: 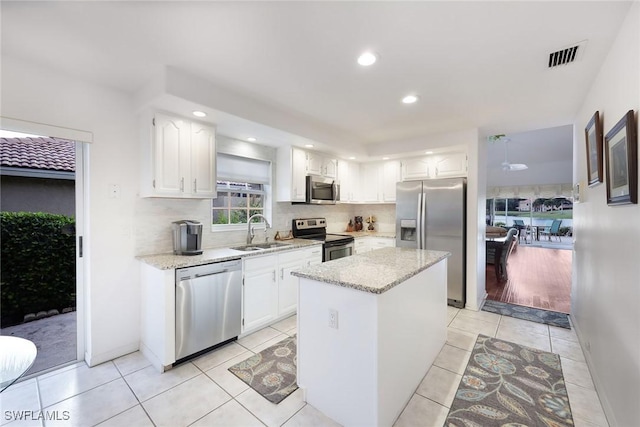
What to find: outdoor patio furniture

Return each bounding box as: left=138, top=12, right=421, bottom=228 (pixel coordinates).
left=540, top=219, right=563, bottom=241
left=486, top=228, right=518, bottom=282
left=512, top=219, right=528, bottom=242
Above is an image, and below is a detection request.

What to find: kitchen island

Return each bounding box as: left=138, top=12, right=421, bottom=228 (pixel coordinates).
left=291, top=247, right=449, bottom=427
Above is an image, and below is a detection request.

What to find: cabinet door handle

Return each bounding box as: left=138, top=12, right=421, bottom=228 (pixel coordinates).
left=280, top=268, right=284, bottom=280
left=272, top=271, right=276, bottom=282
left=193, top=179, right=197, bottom=193
left=180, top=177, right=184, bottom=192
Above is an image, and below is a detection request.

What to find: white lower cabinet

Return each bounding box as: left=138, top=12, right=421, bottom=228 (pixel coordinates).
left=371, top=237, right=395, bottom=251
left=242, top=246, right=322, bottom=333
left=354, top=237, right=370, bottom=254
left=354, top=236, right=395, bottom=254
left=243, top=254, right=279, bottom=332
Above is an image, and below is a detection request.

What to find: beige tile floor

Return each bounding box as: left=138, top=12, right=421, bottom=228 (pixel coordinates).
left=0, top=307, right=609, bottom=427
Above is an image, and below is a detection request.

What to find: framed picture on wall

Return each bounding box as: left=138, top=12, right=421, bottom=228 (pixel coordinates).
left=605, top=110, right=637, bottom=205
left=585, top=111, right=603, bottom=187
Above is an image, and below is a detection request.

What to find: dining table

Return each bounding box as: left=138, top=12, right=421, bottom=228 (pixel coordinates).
left=0, top=336, right=37, bottom=392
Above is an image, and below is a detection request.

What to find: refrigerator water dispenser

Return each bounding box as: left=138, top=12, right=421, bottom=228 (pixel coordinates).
left=400, top=219, right=417, bottom=242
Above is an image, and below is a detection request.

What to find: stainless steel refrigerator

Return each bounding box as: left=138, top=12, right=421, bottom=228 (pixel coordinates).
left=396, top=178, right=466, bottom=308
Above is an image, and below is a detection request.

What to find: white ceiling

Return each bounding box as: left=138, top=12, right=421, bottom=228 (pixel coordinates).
left=0, top=1, right=632, bottom=166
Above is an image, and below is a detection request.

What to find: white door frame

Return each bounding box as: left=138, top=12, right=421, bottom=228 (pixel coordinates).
left=0, top=116, right=91, bottom=364
left=74, top=142, right=88, bottom=362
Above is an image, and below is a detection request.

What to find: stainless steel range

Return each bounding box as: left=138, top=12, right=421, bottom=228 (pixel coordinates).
left=292, top=218, right=354, bottom=262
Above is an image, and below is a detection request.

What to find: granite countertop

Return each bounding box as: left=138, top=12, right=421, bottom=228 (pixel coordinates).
left=291, top=247, right=450, bottom=294
left=336, top=231, right=396, bottom=239
left=137, top=238, right=322, bottom=270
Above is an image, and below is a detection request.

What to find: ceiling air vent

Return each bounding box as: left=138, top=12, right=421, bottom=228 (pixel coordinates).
left=548, top=40, right=587, bottom=68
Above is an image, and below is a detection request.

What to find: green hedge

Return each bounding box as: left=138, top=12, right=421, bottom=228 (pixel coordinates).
left=1, top=212, right=76, bottom=326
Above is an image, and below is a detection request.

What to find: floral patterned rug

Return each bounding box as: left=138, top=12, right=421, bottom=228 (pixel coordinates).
left=445, top=335, right=574, bottom=427
left=228, top=335, right=297, bottom=404
left=482, top=300, right=571, bottom=329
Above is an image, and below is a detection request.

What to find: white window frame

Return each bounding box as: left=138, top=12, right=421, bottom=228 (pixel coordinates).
left=212, top=153, right=272, bottom=232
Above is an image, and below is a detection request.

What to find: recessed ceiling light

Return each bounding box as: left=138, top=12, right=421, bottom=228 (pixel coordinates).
left=304, top=144, right=314, bottom=148
left=247, top=137, right=257, bottom=142
left=348, top=156, right=356, bottom=160
left=192, top=110, right=207, bottom=118
left=382, top=157, right=390, bottom=160
left=425, top=151, right=434, bottom=155
left=402, top=95, right=419, bottom=104
left=357, top=52, right=378, bottom=66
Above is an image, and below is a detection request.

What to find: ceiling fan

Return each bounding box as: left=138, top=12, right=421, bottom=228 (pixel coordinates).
left=500, top=137, right=528, bottom=171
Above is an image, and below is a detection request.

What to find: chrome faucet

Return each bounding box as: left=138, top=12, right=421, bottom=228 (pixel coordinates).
left=247, top=214, right=271, bottom=244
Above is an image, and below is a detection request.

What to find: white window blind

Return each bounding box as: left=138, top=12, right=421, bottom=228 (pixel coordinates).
left=216, top=153, right=270, bottom=184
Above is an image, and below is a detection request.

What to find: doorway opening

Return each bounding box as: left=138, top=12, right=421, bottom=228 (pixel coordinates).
left=485, top=197, right=573, bottom=313
left=0, top=129, right=83, bottom=375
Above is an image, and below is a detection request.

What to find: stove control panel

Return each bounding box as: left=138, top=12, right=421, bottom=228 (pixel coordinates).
left=293, top=218, right=326, bottom=230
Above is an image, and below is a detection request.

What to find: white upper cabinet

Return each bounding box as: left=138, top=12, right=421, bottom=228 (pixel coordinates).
left=306, top=151, right=323, bottom=176
left=338, top=160, right=360, bottom=202
left=359, top=163, right=381, bottom=202
left=190, top=122, right=217, bottom=197
left=381, top=160, right=401, bottom=202
left=152, top=114, right=188, bottom=195
left=323, top=157, right=338, bottom=179
left=401, top=157, right=431, bottom=181
left=141, top=112, right=216, bottom=198
left=276, top=146, right=307, bottom=202
left=401, top=151, right=467, bottom=181
left=357, top=160, right=399, bottom=203
left=277, top=146, right=338, bottom=202
left=307, top=151, right=338, bottom=178
left=433, top=152, right=467, bottom=178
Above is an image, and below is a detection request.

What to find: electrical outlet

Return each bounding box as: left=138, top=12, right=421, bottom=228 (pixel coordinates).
left=328, top=309, right=339, bottom=329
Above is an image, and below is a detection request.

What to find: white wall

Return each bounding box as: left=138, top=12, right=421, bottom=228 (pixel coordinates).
left=572, top=3, right=639, bottom=426
left=1, top=55, right=141, bottom=365
left=467, top=131, right=487, bottom=311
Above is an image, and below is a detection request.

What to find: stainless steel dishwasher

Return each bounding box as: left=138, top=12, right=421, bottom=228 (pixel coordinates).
left=175, top=259, right=242, bottom=361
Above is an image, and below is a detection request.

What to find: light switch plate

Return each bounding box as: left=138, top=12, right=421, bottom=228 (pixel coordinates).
left=328, top=309, right=338, bottom=329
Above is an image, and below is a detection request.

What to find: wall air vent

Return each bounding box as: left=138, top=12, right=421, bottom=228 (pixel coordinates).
left=548, top=40, right=587, bottom=68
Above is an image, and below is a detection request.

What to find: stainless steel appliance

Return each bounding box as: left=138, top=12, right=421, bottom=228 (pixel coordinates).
left=175, top=259, right=242, bottom=361
left=292, top=218, right=354, bottom=261
left=396, top=178, right=466, bottom=308
left=172, top=220, right=203, bottom=255
left=296, top=175, right=340, bottom=205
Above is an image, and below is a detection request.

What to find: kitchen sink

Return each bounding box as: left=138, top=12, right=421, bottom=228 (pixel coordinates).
left=231, top=242, right=292, bottom=252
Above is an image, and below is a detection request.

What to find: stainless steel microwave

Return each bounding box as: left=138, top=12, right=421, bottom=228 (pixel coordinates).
left=301, top=175, right=340, bottom=204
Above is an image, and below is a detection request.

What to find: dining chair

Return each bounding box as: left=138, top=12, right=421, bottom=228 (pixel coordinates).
left=540, top=219, right=563, bottom=241
left=512, top=219, right=527, bottom=243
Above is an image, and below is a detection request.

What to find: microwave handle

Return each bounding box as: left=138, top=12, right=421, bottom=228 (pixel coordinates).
left=332, top=180, right=339, bottom=202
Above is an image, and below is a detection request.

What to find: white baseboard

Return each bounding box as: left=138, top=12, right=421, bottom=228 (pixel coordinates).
left=571, top=319, right=615, bottom=426
left=84, top=341, right=139, bottom=367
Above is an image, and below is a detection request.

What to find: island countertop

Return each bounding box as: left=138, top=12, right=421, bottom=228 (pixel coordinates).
left=291, top=247, right=450, bottom=294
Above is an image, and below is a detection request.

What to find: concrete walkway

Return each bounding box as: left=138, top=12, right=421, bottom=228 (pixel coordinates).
left=1, top=312, right=77, bottom=375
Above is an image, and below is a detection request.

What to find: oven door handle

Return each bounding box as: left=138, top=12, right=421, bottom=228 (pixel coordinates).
left=323, top=240, right=354, bottom=248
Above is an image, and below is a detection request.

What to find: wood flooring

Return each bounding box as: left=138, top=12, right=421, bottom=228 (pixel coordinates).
left=485, top=244, right=572, bottom=314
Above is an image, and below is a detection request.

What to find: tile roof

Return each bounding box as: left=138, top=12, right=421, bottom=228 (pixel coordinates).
left=0, top=137, right=75, bottom=172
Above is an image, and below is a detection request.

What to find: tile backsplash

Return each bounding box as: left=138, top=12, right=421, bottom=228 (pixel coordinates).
left=134, top=198, right=396, bottom=256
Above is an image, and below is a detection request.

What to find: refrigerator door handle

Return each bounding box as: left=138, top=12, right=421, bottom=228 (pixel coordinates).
left=421, top=189, right=427, bottom=249
left=416, top=192, right=423, bottom=249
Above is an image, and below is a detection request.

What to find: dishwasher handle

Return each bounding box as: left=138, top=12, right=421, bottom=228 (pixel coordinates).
left=176, top=259, right=241, bottom=281
left=194, top=269, right=230, bottom=278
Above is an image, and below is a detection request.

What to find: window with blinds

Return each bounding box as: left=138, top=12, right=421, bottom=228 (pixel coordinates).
left=212, top=153, right=271, bottom=228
